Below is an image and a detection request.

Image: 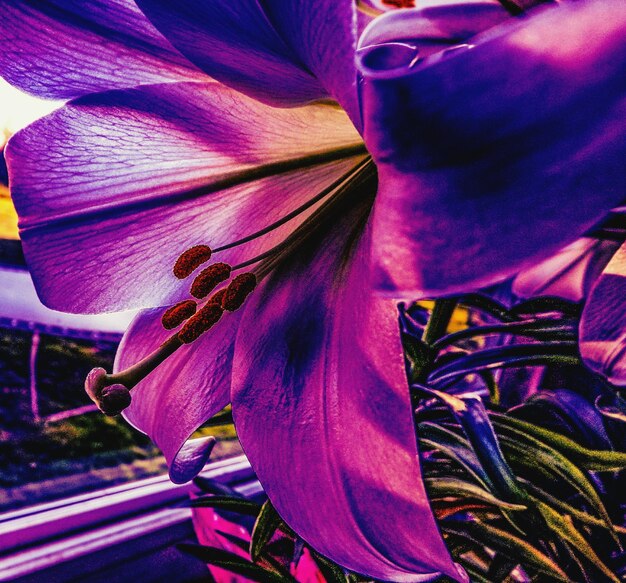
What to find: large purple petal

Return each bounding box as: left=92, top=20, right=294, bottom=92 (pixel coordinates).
left=580, top=241, right=626, bottom=387
left=134, top=0, right=327, bottom=107
left=358, top=0, right=626, bottom=297
left=116, top=305, right=240, bottom=483
left=231, top=196, right=463, bottom=580
left=259, top=0, right=361, bottom=127
left=0, top=0, right=206, bottom=100
left=6, top=81, right=364, bottom=313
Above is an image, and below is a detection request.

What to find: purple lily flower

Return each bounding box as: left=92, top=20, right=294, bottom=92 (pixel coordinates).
left=2, top=0, right=625, bottom=580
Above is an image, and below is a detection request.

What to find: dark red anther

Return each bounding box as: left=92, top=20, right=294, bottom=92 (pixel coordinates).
left=222, top=273, right=257, bottom=311
left=178, top=303, right=223, bottom=344
left=161, top=300, right=197, bottom=330
left=173, top=245, right=212, bottom=279
left=190, top=262, right=231, bottom=299
left=382, top=0, right=415, bottom=7
left=207, top=288, right=227, bottom=306
left=98, top=384, right=132, bottom=416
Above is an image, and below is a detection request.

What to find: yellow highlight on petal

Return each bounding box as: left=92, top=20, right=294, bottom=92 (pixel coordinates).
left=0, top=184, right=19, bottom=240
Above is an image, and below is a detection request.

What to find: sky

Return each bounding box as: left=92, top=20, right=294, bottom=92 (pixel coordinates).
left=0, top=78, right=61, bottom=239
left=0, top=77, right=61, bottom=136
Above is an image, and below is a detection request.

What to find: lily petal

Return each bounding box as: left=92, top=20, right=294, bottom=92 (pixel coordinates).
left=512, top=238, right=620, bottom=302
left=358, top=0, right=626, bottom=297
left=116, top=305, right=240, bottom=484
left=260, top=0, right=361, bottom=127
left=231, top=193, right=463, bottom=580
left=6, top=81, right=364, bottom=313
left=580, top=241, right=626, bottom=387
left=0, top=0, right=205, bottom=100
left=134, top=0, right=327, bottom=107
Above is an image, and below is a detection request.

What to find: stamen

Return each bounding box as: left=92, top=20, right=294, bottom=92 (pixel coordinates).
left=190, top=262, right=231, bottom=299
left=178, top=303, right=224, bottom=344
left=161, top=299, right=197, bottom=330
left=222, top=273, right=257, bottom=311
left=212, top=158, right=371, bottom=254
left=207, top=288, right=227, bottom=306
left=173, top=245, right=212, bottom=279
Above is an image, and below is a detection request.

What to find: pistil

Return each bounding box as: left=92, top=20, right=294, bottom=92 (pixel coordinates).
left=85, top=334, right=182, bottom=415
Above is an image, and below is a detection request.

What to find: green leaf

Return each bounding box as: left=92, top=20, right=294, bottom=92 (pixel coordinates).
left=427, top=343, right=580, bottom=388
left=533, top=500, right=620, bottom=582
left=425, top=477, right=527, bottom=512
left=498, top=436, right=619, bottom=545
left=522, top=480, right=626, bottom=535
left=419, top=390, right=527, bottom=505
left=490, top=413, right=626, bottom=471
left=251, top=500, right=283, bottom=561
left=177, top=544, right=295, bottom=583
left=432, top=320, right=576, bottom=352
left=419, top=426, right=490, bottom=488
left=423, top=298, right=459, bottom=345
left=310, top=549, right=349, bottom=583
left=442, top=520, right=569, bottom=582
left=509, top=296, right=581, bottom=318
left=189, top=495, right=262, bottom=516
left=458, top=294, right=516, bottom=323
left=214, top=530, right=251, bottom=553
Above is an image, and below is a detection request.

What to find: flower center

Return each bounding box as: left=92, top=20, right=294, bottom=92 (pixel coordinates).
left=85, top=157, right=376, bottom=415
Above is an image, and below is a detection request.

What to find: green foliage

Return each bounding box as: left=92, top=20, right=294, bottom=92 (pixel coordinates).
left=185, top=296, right=624, bottom=582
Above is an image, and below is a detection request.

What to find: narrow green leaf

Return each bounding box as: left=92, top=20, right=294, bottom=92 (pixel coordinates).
left=251, top=500, right=283, bottom=561
left=534, top=500, right=620, bottom=582
left=428, top=344, right=580, bottom=388
left=189, top=495, right=262, bottom=516
left=310, top=550, right=349, bottom=583
left=497, top=435, right=619, bottom=545
left=458, top=294, right=516, bottom=322
left=419, top=434, right=489, bottom=489
left=432, top=320, right=576, bottom=352
left=177, top=544, right=294, bottom=583
left=523, top=481, right=626, bottom=535
left=423, top=298, right=459, bottom=345
left=509, top=296, right=581, bottom=318
left=442, top=520, right=569, bottom=582
left=491, top=413, right=626, bottom=471
left=419, top=390, right=527, bottom=505
left=214, top=530, right=251, bottom=553
left=425, top=477, right=527, bottom=512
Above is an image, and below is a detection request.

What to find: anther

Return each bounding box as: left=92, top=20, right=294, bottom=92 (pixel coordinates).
left=173, top=245, right=212, bottom=279
left=190, top=262, right=231, bottom=299
left=222, top=273, right=257, bottom=311
left=178, top=303, right=224, bottom=344
left=161, top=300, right=197, bottom=330
left=207, top=288, right=227, bottom=306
